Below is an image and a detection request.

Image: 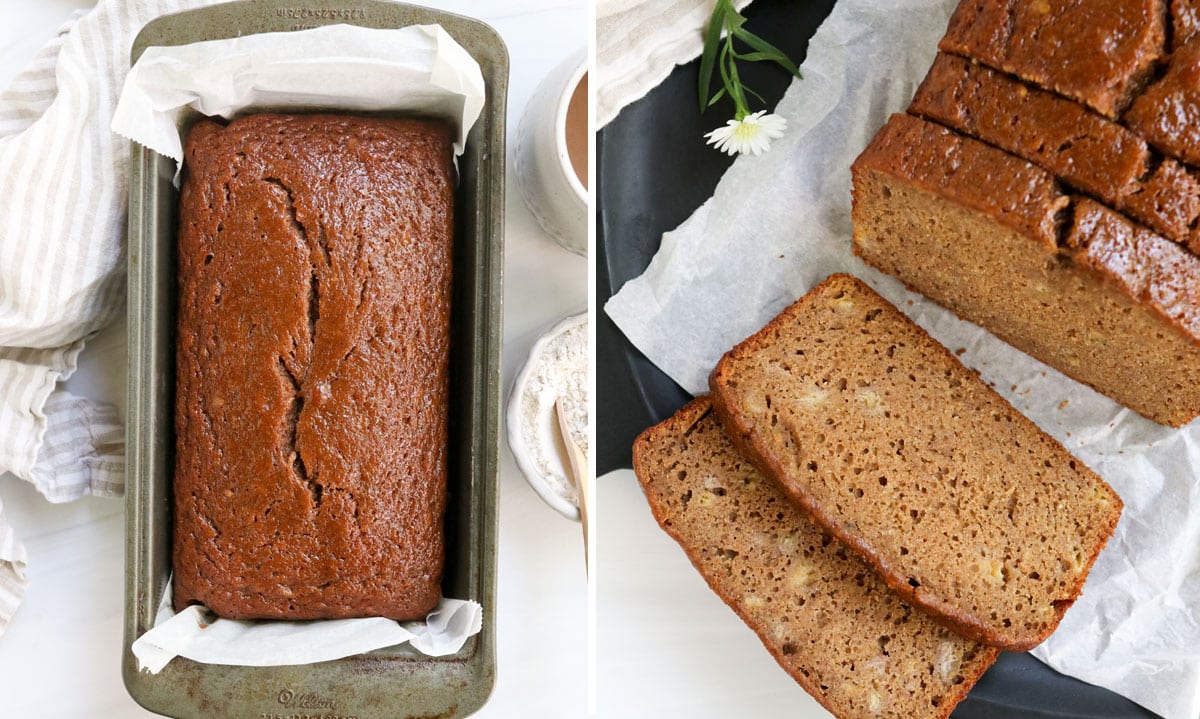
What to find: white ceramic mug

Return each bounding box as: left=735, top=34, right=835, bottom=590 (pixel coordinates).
left=516, top=48, right=587, bottom=255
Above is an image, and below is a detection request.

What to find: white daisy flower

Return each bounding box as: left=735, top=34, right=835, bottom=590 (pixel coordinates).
left=704, top=111, right=788, bottom=156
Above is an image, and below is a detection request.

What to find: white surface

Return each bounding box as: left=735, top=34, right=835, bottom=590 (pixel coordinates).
left=0, top=1, right=587, bottom=717
left=596, top=469, right=830, bottom=719
left=604, top=0, right=954, bottom=396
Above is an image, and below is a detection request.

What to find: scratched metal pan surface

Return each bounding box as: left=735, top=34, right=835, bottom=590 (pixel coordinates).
left=123, top=2, right=506, bottom=717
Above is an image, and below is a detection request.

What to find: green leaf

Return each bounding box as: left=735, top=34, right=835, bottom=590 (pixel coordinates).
left=732, top=26, right=802, bottom=78
left=726, top=7, right=747, bottom=30
left=736, top=50, right=788, bottom=63
left=697, top=1, right=727, bottom=113
left=697, top=0, right=803, bottom=123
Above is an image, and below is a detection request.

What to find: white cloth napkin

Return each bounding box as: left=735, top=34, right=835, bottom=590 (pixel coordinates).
left=596, top=0, right=752, bottom=127
left=0, top=498, right=28, bottom=635
left=0, top=0, right=226, bottom=639
left=605, top=1, right=1200, bottom=717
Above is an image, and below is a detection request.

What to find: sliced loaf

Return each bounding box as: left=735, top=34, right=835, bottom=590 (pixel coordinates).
left=939, top=0, right=1165, bottom=119
left=708, top=273, right=1123, bottom=651
left=909, top=53, right=1200, bottom=251
left=633, top=397, right=999, bottom=719
left=852, top=113, right=1200, bottom=428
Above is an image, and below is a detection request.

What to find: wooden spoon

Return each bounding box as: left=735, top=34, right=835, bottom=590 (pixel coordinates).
left=555, top=397, right=591, bottom=570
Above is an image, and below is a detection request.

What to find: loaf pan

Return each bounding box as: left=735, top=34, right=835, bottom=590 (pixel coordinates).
left=123, top=2, right=506, bottom=717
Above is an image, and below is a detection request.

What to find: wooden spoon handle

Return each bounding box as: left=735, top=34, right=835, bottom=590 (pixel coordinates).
left=555, top=398, right=591, bottom=571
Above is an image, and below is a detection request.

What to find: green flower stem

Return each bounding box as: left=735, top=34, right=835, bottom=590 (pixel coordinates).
left=725, top=27, right=749, bottom=120
left=698, top=0, right=803, bottom=119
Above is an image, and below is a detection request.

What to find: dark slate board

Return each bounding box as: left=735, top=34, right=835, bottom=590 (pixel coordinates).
left=596, top=0, right=1160, bottom=716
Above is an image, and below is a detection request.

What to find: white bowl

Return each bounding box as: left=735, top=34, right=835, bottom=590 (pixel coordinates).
left=515, top=48, right=587, bottom=254
left=506, top=313, right=588, bottom=520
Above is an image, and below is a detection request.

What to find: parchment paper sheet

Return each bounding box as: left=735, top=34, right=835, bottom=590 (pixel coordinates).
left=115, top=23, right=486, bottom=673
left=132, top=584, right=482, bottom=673
left=605, top=1, right=1200, bottom=716
left=112, top=23, right=485, bottom=162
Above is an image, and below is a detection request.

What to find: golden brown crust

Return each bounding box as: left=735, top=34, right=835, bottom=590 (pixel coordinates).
left=174, top=113, right=454, bottom=620
left=1175, top=0, right=1200, bottom=48
left=709, top=274, right=1123, bottom=651
left=910, top=53, right=1149, bottom=207
left=910, top=53, right=1200, bottom=250
left=1126, top=36, right=1200, bottom=169
left=939, top=0, right=1166, bottom=119
left=1067, top=199, right=1200, bottom=343
left=851, top=113, right=1067, bottom=249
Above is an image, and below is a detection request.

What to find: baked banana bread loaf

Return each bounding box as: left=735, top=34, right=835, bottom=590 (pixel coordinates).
left=709, top=274, right=1123, bottom=651
left=910, top=53, right=1200, bottom=252
left=174, top=113, right=454, bottom=620
left=853, top=111, right=1200, bottom=427
left=634, top=396, right=999, bottom=719
left=939, top=0, right=1165, bottom=119
left=855, top=0, right=1200, bottom=427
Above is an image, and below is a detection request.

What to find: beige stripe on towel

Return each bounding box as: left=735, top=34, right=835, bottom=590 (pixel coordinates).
left=0, top=0, right=219, bottom=639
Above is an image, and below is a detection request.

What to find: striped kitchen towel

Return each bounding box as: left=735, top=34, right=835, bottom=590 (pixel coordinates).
left=0, top=0, right=216, bottom=638
left=596, top=0, right=753, bottom=127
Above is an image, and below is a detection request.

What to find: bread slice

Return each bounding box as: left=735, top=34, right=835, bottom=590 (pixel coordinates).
left=633, top=397, right=999, bottom=719
left=708, top=273, right=1123, bottom=651
left=910, top=53, right=1200, bottom=251
left=939, top=0, right=1165, bottom=119
left=1126, top=36, right=1200, bottom=170
left=852, top=113, right=1200, bottom=428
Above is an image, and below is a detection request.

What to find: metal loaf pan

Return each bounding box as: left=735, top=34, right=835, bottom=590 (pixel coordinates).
left=123, top=2, right=507, bottom=717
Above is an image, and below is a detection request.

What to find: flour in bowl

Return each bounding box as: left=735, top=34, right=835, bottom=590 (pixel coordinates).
left=514, top=315, right=588, bottom=510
